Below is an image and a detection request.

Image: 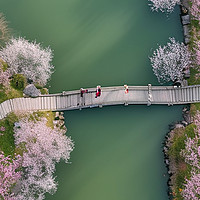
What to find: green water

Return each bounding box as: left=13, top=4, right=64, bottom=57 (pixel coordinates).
left=1, top=0, right=183, bottom=199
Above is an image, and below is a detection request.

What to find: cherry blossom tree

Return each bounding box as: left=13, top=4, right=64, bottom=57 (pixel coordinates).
left=190, top=0, right=200, bottom=22
left=13, top=118, right=74, bottom=200
left=148, top=0, right=180, bottom=13
left=149, top=37, right=191, bottom=83
left=181, top=112, right=200, bottom=199
left=0, top=67, right=10, bottom=86
left=181, top=136, right=200, bottom=170
left=182, top=172, right=200, bottom=200
left=193, top=36, right=200, bottom=66
left=0, top=37, right=54, bottom=86
left=0, top=152, right=22, bottom=200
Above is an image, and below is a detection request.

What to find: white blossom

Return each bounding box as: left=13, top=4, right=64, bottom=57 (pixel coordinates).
left=0, top=37, right=54, bottom=86
left=149, top=37, right=191, bottom=83
left=148, top=0, right=180, bottom=13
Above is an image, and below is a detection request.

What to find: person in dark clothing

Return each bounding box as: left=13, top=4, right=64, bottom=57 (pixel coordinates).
left=80, top=88, right=88, bottom=97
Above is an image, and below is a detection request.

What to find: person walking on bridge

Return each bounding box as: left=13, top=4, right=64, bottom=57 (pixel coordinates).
left=80, top=88, right=88, bottom=97
left=95, top=85, right=101, bottom=98
left=124, top=84, right=128, bottom=94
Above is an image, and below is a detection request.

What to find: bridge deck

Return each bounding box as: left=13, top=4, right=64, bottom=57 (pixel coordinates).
left=0, top=85, right=200, bottom=120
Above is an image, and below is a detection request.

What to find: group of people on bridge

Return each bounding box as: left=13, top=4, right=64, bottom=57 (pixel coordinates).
left=80, top=84, right=129, bottom=98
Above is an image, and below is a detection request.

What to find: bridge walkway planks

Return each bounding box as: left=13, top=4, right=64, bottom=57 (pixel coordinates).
left=1, top=85, right=200, bottom=120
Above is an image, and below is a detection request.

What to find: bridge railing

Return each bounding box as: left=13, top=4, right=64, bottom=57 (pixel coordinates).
left=1, top=85, right=200, bottom=120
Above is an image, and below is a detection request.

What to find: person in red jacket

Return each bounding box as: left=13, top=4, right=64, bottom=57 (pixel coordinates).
left=124, top=84, right=128, bottom=94
left=95, top=85, right=101, bottom=98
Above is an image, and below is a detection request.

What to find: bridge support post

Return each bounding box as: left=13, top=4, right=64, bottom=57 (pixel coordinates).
left=147, top=84, right=152, bottom=106
left=147, top=101, right=151, bottom=106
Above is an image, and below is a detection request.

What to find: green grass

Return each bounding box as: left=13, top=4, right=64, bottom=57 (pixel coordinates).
left=168, top=128, right=186, bottom=162
left=188, top=68, right=200, bottom=85
left=0, top=113, right=18, bottom=157
left=174, top=163, right=192, bottom=200
left=0, top=84, right=23, bottom=104
left=0, top=111, right=57, bottom=157
left=190, top=103, right=200, bottom=116
left=0, top=59, right=8, bottom=72
left=34, top=83, right=43, bottom=89
left=40, top=88, right=48, bottom=95
left=190, top=19, right=200, bottom=31
left=167, top=123, right=197, bottom=199
left=0, top=84, right=9, bottom=103
left=28, top=111, right=55, bottom=129
left=184, top=123, right=196, bottom=138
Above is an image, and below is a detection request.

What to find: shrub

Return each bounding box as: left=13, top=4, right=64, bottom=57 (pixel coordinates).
left=11, top=74, right=26, bottom=90
left=0, top=113, right=18, bottom=156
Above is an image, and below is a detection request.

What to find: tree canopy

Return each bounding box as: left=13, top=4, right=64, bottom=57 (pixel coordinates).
left=148, top=0, right=180, bottom=13
left=0, top=37, right=54, bottom=86
left=149, top=37, right=191, bottom=83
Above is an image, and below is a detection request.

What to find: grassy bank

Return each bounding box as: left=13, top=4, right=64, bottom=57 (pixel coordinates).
left=0, top=112, right=18, bottom=156
left=166, top=123, right=196, bottom=199
left=166, top=1, right=200, bottom=198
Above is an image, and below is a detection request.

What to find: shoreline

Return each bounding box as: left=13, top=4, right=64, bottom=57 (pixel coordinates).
left=164, top=1, right=200, bottom=199
left=163, top=1, right=190, bottom=198
left=164, top=105, right=191, bottom=199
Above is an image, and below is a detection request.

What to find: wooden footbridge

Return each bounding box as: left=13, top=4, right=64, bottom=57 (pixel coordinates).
left=1, top=84, right=200, bottom=120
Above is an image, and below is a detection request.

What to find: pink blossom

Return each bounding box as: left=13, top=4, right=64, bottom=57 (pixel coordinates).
left=0, top=151, right=22, bottom=200
left=182, top=172, right=200, bottom=200
left=0, top=67, right=10, bottom=86
left=193, top=38, right=200, bottom=66
left=0, top=126, right=5, bottom=131
left=190, top=0, right=200, bottom=22
left=13, top=118, right=74, bottom=199
left=181, top=111, right=200, bottom=199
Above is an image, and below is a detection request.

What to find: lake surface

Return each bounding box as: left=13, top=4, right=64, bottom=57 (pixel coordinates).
left=1, top=0, right=183, bottom=199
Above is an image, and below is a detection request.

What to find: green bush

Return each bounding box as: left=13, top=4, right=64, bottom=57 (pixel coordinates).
left=34, top=83, right=43, bottom=89
left=168, top=128, right=186, bottom=162
left=0, top=59, right=8, bottom=71
left=40, top=88, right=48, bottom=95
left=0, top=113, right=18, bottom=156
left=188, top=68, right=200, bottom=86
left=0, top=84, right=8, bottom=103
left=184, top=123, right=196, bottom=139
left=11, top=74, right=27, bottom=90
left=0, top=84, right=23, bottom=103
